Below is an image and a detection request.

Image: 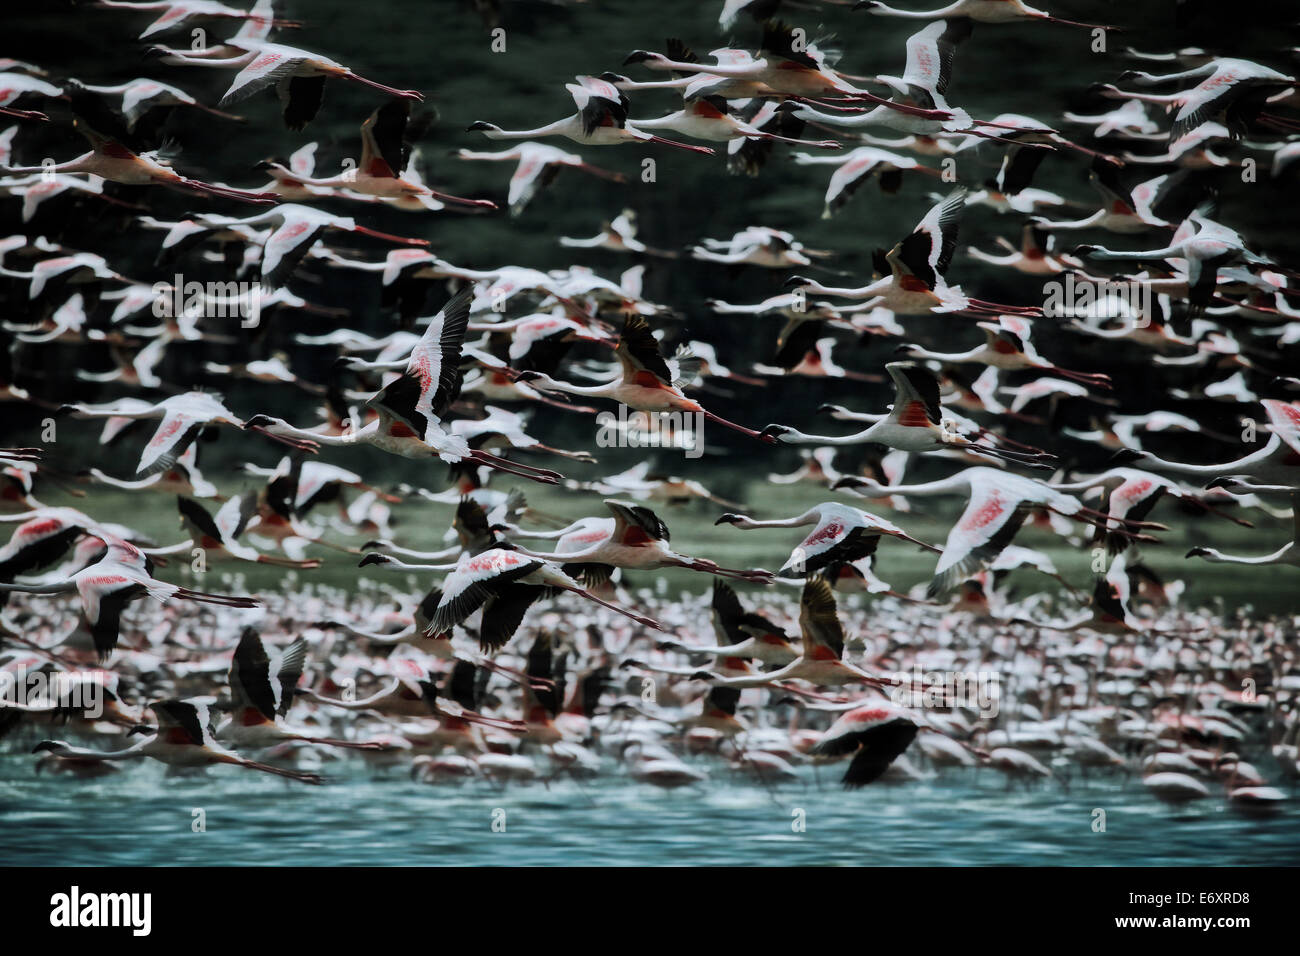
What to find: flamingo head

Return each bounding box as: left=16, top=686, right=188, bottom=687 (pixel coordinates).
left=1106, top=447, right=1147, bottom=466
left=622, top=50, right=667, bottom=67
left=758, top=424, right=791, bottom=443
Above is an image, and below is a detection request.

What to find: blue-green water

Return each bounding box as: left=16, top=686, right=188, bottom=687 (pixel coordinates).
left=2, top=759, right=1295, bottom=866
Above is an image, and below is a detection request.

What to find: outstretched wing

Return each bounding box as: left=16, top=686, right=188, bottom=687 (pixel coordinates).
left=368, top=287, right=473, bottom=441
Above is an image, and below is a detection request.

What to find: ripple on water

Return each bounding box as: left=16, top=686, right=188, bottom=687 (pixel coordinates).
left=2, top=756, right=1298, bottom=866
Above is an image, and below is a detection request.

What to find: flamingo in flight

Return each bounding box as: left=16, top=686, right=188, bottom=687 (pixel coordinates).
left=759, top=361, right=1057, bottom=469
left=179, top=203, right=430, bottom=291
left=0, top=533, right=258, bottom=658
left=809, top=702, right=922, bottom=788
left=896, top=315, right=1113, bottom=389
left=506, top=498, right=775, bottom=585
left=59, top=391, right=318, bottom=478
left=34, top=698, right=322, bottom=783
left=92, top=0, right=299, bottom=39
left=0, top=82, right=279, bottom=205
left=145, top=37, right=423, bottom=130
left=512, top=314, right=772, bottom=441
left=242, top=289, right=564, bottom=484
left=279, top=99, right=495, bottom=210
left=467, top=75, right=716, bottom=155
left=1110, top=58, right=1298, bottom=140
left=832, top=466, right=1156, bottom=596
left=79, top=77, right=246, bottom=127
left=857, top=0, right=1118, bottom=30
left=1109, top=399, right=1300, bottom=491
left=623, top=22, right=956, bottom=121
left=785, top=188, right=1042, bottom=316
left=214, top=629, right=394, bottom=752
left=400, top=546, right=666, bottom=649
left=690, top=577, right=897, bottom=690
left=1186, top=494, right=1300, bottom=567
left=714, top=501, right=939, bottom=576
left=656, top=580, right=800, bottom=667
left=455, top=140, right=627, bottom=216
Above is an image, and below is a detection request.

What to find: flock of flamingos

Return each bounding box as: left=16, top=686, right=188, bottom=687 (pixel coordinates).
left=0, top=0, right=1297, bottom=830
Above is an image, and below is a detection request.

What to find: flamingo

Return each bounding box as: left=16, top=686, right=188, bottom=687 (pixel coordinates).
left=507, top=498, right=775, bottom=584
left=785, top=189, right=1041, bottom=316
left=92, top=0, right=298, bottom=39
left=809, top=702, right=920, bottom=788
left=0, top=533, right=258, bottom=658
left=832, top=466, right=1153, bottom=595
left=59, top=391, right=318, bottom=477
left=277, top=100, right=494, bottom=210
left=177, top=203, right=429, bottom=291
left=896, top=316, right=1113, bottom=389
left=759, top=361, right=1056, bottom=468
left=423, top=547, right=666, bottom=649
left=215, top=629, right=392, bottom=752
left=1110, top=399, right=1300, bottom=491
left=0, top=82, right=278, bottom=205
left=455, top=141, right=626, bottom=215
left=857, top=0, right=1117, bottom=30
left=146, top=38, right=423, bottom=130
left=656, top=580, right=800, bottom=667
left=792, top=145, right=942, bottom=218
left=714, top=501, right=938, bottom=575
left=628, top=94, right=843, bottom=149
left=34, top=698, right=322, bottom=783
left=1186, top=496, right=1300, bottom=567
left=1112, top=58, right=1297, bottom=139
left=511, top=313, right=772, bottom=441
left=467, top=75, right=715, bottom=155
left=80, top=78, right=245, bottom=127
left=242, top=289, right=562, bottom=484
left=689, top=577, right=897, bottom=690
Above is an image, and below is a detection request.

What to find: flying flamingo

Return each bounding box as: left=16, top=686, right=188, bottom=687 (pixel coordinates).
left=809, top=702, right=921, bottom=788
left=785, top=189, right=1042, bottom=316
left=857, top=0, right=1117, bottom=30
left=455, top=140, right=626, bottom=215
left=59, top=391, right=318, bottom=477
left=214, top=629, right=393, bottom=752
left=832, top=466, right=1155, bottom=595
left=713, top=501, right=938, bottom=576
left=690, top=577, right=897, bottom=690
left=759, top=361, right=1056, bottom=468
left=0, top=533, right=259, bottom=658
left=242, top=289, right=562, bottom=484
left=278, top=100, right=495, bottom=210
left=512, top=314, right=772, bottom=441
left=33, top=698, right=322, bottom=783
left=421, top=547, right=666, bottom=649
left=506, top=498, right=775, bottom=584
left=0, top=82, right=278, bottom=204
left=896, top=316, right=1113, bottom=389
left=467, top=75, right=716, bottom=155
left=92, top=0, right=298, bottom=39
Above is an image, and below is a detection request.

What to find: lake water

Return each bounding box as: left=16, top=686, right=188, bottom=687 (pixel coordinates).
left=2, top=757, right=1296, bottom=866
